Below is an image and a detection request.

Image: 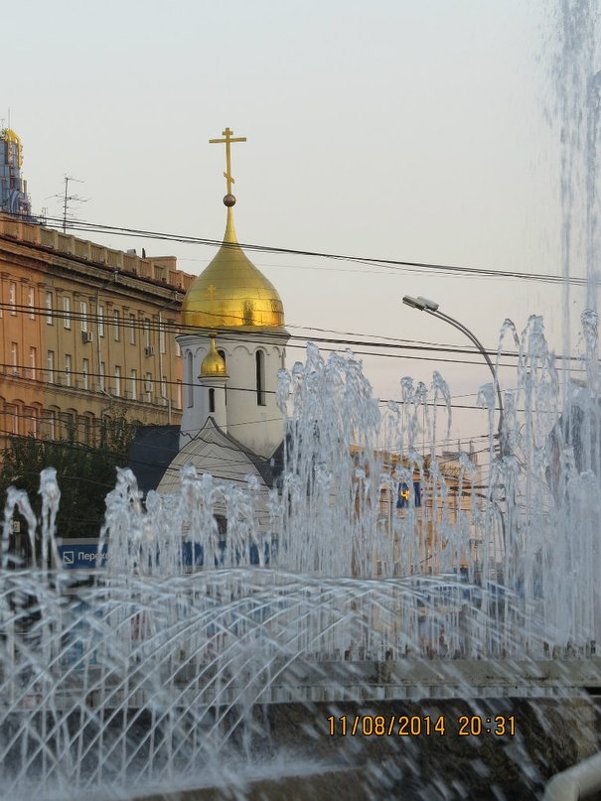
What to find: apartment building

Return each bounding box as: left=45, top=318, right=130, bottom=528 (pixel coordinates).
left=0, top=213, right=194, bottom=449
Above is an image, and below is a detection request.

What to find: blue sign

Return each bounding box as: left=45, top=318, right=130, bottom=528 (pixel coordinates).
left=57, top=539, right=108, bottom=570
left=396, top=481, right=422, bottom=509
left=57, top=538, right=273, bottom=570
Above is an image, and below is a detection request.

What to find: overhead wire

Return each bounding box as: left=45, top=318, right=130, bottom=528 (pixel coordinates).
left=0, top=216, right=567, bottom=508
left=0, top=302, right=592, bottom=373
left=0, top=423, right=494, bottom=492
left=0, top=358, right=539, bottom=412
left=0, top=223, right=580, bottom=473
left=32, top=214, right=599, bottom=288
left=0, top=295, right=580, bottom=366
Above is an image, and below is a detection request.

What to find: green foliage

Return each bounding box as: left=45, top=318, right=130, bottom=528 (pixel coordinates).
left=0, top=413, right=138, bottom=539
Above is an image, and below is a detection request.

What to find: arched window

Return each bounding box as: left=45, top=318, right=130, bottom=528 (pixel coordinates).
left=100, top=414, right=112, bottom=449
left=218, top=350, right=227, bottom=405
left=5, top=403, right=19, bottom=436
left=42, top=407, right=59, bottom=441
left=80, top=413, right=94, bottom=446
left=208, top=387, right=215, bottom=414
left=255, top=350, right=266, bottom=406
left=61, top=410, right=76, bottom=443
left=31, top=403, right=43, bottom=439
left=186, top=352, right=194, bottom=407
left=23, top=406, right=37, bottom=438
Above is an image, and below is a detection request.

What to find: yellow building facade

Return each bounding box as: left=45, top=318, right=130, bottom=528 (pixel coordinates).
left=353, top=446, right=485, bottom=578
left=0, top=213, right=194, bottom=450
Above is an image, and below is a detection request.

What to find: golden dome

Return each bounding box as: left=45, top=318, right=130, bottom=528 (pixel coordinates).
left=182, top=208, right=285, bottom=331
left=1, top=129, right=23, bottom=167
left=200, top=333, right=227, bottom=377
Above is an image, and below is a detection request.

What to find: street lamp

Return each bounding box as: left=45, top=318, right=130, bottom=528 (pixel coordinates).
left=402, top=295, right=505, bottom=453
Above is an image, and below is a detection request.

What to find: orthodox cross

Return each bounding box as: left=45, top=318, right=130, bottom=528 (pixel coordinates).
left=209, top=127, right=247, bottom=195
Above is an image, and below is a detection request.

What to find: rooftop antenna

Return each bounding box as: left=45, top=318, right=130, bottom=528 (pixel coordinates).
left=47, top=174, right=88, bottom=232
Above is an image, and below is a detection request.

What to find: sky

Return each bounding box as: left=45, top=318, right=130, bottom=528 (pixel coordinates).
left=4, top=0, right=595, bottom=446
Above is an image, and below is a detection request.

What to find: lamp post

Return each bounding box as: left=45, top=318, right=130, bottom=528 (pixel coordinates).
left=402, top=295, right=505, bottom=454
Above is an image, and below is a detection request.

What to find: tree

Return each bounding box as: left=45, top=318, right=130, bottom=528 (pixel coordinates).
left=0, top=412, right=138, bottom=540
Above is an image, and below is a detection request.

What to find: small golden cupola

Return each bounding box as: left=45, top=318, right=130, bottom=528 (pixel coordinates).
left=2, top=129, right=23, bottom=166
left=181, top=127, right=285, bottom=332
left=199, top=333, right=227, bottom=377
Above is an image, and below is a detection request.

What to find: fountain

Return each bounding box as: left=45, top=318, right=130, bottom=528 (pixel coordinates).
left=1, top=319, right=601, bottom=800
left=3, top=2, right=601, bottom=799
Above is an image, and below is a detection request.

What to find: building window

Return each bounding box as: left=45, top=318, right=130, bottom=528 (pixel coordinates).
left=82, top=415, right=93, bottom=446
left=186, top=352, right=193, bottom=407
left=80, top=301, right=88, bottom=333
left=63, top=296, right=71, bottom=329
left=101, top=414, right=112, bottom=445
left=65, top=354, right=72, bottom=387
left=113, top=310, right=120, bottom=341
left=6, top=404, right=19, bottom=435
left=9, top=282, right=17, bottom=315
left=42, top=409, right=57, bottom=440
left=145, top=372, right=153, bottom=401
left=61, top=411, right=75, bottom=442
left=25, top=406, right=38, bottom=438
left=218, top=349, right=227, bottom=405
left=209, top=387, right=215, bottom=414
left=45, top=291, right=53, bottom=325
left=82, top=358, right=89, bottom=390
left=144, top=319, right=151, bottom=349
left=29, top=347, right=37, bottom=379
left=28, top=287, right=35, bottom=320
left=99, top=361, right=106, bottom=392
left=256, top=350, right=266, bottom=406
left=11, top=342, right=18, bottom=374
left=47, top=350, right=55, bottom=383
left=129, top=313, right=136, bottom=345
left=130, top=369, right=137, bottom=400
left=98, top=304, right=105, bottom=337
left=114, top=365, right=121, bottom=396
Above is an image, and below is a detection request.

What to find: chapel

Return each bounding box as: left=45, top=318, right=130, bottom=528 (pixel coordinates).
left=155, top=128, right=289, bottom=499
